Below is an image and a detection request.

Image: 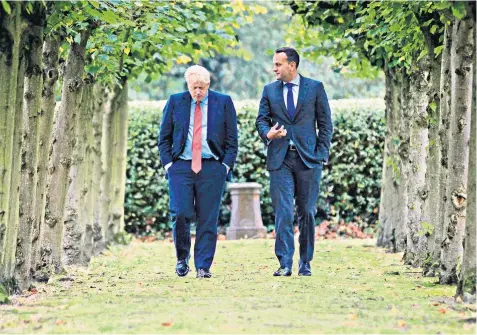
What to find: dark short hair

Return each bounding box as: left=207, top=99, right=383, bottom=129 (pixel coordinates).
left=275, top=47, right=300, bottom=69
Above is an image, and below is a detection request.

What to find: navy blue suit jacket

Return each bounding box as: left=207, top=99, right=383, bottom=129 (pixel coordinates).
left=256, top=75, right=333, bottom=171
left=158, top=90, right=238, bottom=180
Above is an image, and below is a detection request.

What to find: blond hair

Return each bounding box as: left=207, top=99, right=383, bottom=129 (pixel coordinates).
left=184, top=65, right=211, bottom=84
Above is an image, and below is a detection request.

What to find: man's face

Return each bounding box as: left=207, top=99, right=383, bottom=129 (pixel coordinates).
left=187, top=79, right=209, bottom=101
left=273, top=52, right=296, bottom=82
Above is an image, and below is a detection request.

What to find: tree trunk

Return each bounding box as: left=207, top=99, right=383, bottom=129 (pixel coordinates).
left=15, top=5, right=45, bottom=290
left=418, top=50, right=443, bottom=275
left=80, top=78, right=96, bottom=265
left=456, top=49, right=475, bottom=302
left=377, top=68, right=401, bottom=251
left=0, top=3, right=23, bottom=288
left=440, top=12, right=474, bottom=284
left=35, top=29, right=90, bottom=281
left=100, top=94, right=114, bottom=245
left=423, top=24, right=453, bottom=277
left=31, top=34, right=60, bottom=281
left=4, top=32, right=27, bottom=290
left=110, top=80, right=129, bottom=239
left=61, top=75, right=94, bottom=266
left=91, top=86, right=107, bottom=256
left=396, top=73, right=412, bottom=253
left=403, top=59, right=430, bottom=267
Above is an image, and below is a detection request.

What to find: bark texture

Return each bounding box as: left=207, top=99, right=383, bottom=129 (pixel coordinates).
left=440, top=13, right=474, bottom=284
left=396, top=75, right=412, bottom=254
left=110, top=81, right=129, bottom=241
left=455, top=48, right=475, bottom=302
left=36, top=29, right=90, bottom=281
left=403, top=60, right=430, bottom=267
left=100, top=94, right=114, bottom=245
left=0, top=3, right=23, bottom=287
left=424, top=24, right=453, bottom=277
left=91, top=86, right=107, bottom=256
left=80, top=79, right=96, bottom=264
left=377, top=68, right=402, bottom=251
left=61, top=75, right=94, bottom=266
left=31, top=34, right=60, bottom=281
left=15, top=5, right=45, bottom=290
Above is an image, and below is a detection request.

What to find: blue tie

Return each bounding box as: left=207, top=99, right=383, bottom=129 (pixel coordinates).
left=285, top=82, right=296, bottom=119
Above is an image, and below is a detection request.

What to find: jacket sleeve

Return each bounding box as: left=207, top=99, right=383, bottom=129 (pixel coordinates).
left=315, top=82, right=333, bottom=163
left=256, top=86, right=273, bottom=143
left=158, top=97, right=174, bottom=167
left=222, top=95, right=238, bottom=169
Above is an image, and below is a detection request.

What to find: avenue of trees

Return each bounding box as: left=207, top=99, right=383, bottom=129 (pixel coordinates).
left=0, top=0, right=475, bottom=306
left=288, top=0, right=475, bottom=302
left=0, top=0, right=262, bottom=293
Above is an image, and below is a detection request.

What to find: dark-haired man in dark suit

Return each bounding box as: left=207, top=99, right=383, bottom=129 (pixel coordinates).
left=256, top=47, right=333, bottom=276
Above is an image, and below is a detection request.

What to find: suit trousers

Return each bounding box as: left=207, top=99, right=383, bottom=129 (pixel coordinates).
left=269, top=150, right=323, bottom=269
left=167, top=159, right=227, bottom=270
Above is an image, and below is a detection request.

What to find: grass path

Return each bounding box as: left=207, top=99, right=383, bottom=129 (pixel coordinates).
left=1, top=238, right=475, bottom=334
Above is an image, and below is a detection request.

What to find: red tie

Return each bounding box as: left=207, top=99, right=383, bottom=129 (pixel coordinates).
left=191, top=101, right=202, bottom=173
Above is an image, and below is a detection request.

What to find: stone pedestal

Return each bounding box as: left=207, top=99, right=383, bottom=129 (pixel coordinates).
left=226, top=182, right=266, bottom=239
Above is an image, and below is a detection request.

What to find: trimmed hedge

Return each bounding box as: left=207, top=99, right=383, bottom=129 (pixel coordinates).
left=125, top=99, right=385, bottom=236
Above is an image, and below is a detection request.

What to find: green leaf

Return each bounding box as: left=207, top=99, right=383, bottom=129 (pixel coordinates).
left=417, top=49, right=428, bottom=62
left=434, top=45, right=444, bottom=56
left=102, top=10, right=121, bottom=24
left=89, top=0, right=100, bottom=9
left=429, top=101, right=437, bottom=112
left=451, top=2, right=466, bottom=20
left=1, top=0, right=11, bottom=14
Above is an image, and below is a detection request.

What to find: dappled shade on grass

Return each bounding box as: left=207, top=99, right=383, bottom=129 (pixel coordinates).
left=0, top=239, right=475, bottom=333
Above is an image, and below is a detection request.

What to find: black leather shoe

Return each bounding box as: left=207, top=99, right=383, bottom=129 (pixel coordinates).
left=273, top=267, right=292, bottom=276
left=298, top=261, right=312, bottom=276
left=196, top=268, right=212, bottom=278
left=175, top=260, right=189, bottom=277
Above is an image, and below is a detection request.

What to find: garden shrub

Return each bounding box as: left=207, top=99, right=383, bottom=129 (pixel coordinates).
left=125, top=99, right=385, bottom=236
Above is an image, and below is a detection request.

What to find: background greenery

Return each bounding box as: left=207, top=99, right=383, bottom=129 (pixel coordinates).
left=125, top=99, right=385, bottom=237
left=128, top=2, right=385, bottom=101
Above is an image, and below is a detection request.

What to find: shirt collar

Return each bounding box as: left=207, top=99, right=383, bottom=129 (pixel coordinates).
left=192, top=91, right=209, bottom=105
left=283, top=74, right=300, bottom=87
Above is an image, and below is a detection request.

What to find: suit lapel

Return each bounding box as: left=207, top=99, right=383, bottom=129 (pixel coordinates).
left=294, top=75, right=310, bottom=117
left=207, top=90, right=218, bottom=140
left=180, top=92, right=192, bottom=130
left=274, top=81, right=291, bottom=121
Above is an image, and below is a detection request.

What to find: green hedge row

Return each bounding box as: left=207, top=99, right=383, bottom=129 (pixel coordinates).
left=125, top=99, right=385, bottom=236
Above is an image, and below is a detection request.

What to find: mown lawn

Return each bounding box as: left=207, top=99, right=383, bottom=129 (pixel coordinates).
left=1, top=238, right=475, bottom=334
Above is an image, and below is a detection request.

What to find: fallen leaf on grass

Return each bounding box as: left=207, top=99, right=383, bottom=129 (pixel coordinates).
left=389, top=305, right=399, bottom=315
left=348, top=313, right=358, bottom=320
left=432, top=302, right=440, bottom=306
left=397, top=320, right=406, bottom=328
left=161, top=321, right=174, bottom=327
left=55, top=320, right=66, bottom=325
left=438, top=308, right=447, bottom=314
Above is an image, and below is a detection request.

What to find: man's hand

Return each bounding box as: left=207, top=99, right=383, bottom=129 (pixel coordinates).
left=266, top=122, right=287, bottom=140
left=222, top=162, right=230, bottom=174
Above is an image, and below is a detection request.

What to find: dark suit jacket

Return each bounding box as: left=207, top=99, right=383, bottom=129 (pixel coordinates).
left=158, top=90, right=238, bottom=180
left=256, top=75, right=333, bottom=171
